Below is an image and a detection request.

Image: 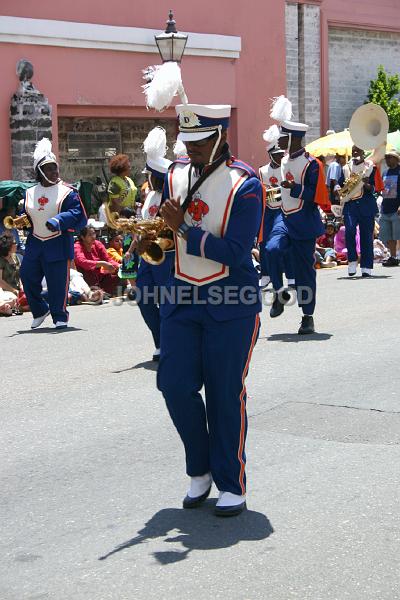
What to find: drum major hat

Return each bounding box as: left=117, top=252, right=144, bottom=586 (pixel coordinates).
left=176, top=104, right=231, bottom=142
left=33, top=138, right=58, bottom=170
left=142, top=126, right=172, bottom=179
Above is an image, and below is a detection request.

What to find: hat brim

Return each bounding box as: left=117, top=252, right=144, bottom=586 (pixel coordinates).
left=178, top=130, right=217, bottom=142
left=38, top=158, right=58, bottom=168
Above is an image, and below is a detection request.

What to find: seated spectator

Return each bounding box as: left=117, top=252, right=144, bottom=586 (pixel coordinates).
left=68, top=268, right=104, bottom=305
left=315, top=220, right=338, bottom=268
left=0, top=288, right=18, bottom=316
left=0, top=231, right=21, bottom=296
left=334, top=224, right=360, bottom=265
left=74, top=226, right=120, bottom=295
left=373, top=222, right=390, bottom=263
left=107, top=232, right=124, bottom=263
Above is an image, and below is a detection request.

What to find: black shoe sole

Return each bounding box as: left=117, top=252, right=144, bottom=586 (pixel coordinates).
left=183, top=486, right=212, bottom=509
left=214, top=502, right=246, bottom=517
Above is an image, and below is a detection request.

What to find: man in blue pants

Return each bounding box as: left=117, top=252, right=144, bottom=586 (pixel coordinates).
left=259, top=124, right=295, bottom=318
left=20, top=139, right=87, bottom=329
left=136, top=127, right=172, bottom=361
left=342, top=146, right=378, bottom=277
left=158, top=104, right=262, bottom=517
left=270, top=104, right=330, bottom=334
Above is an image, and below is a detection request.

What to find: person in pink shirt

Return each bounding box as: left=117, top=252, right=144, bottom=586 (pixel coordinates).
left=334, top=224, right=360, bottom=263
left=74, top=226, right=120, bottom=295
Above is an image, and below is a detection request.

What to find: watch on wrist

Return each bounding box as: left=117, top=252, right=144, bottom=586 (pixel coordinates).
left=177, top=222, right=190, bottom=238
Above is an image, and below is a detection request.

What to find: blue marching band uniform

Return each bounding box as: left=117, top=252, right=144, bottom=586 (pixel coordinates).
left=136, top=127, right=173, bottom=361
left=342, top=155, right=377, bottom=277
left=20, top=139, right=87, bottom=329
left=259, top=124, right=295, bottom=318
left=156, top=104, right=263, bottom=516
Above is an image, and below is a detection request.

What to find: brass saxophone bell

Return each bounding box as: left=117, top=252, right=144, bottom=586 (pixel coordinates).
left=141, top=237, right=174, bottom=266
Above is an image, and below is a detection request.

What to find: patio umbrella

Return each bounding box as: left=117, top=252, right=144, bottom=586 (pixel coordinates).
left=387, top=130, right=400, bottom=152
left=306, top=130, right=353, bottom=157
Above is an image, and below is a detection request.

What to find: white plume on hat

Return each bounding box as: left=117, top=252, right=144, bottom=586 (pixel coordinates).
left=262, top=124, right=281, bottom=150
left=143, top=62, right=184, bottom=112
left=143, top=126, right=167, bottom=159
left=270, top=96, right=293, bottom=124
left=173, top=139, right=187, bottom=158
left=33, top=138, right=57, bottom=170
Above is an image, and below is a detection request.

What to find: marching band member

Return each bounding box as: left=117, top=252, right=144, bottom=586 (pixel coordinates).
left=135, top=127, right=173, bottom=361
left=20, top=139, right=87, bottom=329
left=259, top=125, right=295, bottom=317
left=271, top=97, right=330, bottom=334
left=342, top=146, right=379, bottom=277
left=158, top=104, right=263, bottom=517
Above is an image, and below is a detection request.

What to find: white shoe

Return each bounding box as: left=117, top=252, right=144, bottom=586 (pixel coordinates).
left=31, top=310, right=50, bottom=329
left=287, top=278, right=295, bottom=287
left=361, top=268, right=372, bottom=277
left=54, top=321, right=68, bottom=329
left=187, top=473, right=212, bottom=499
left=259, top=275, right=270, bottom=288
left=215, top=491, right=246, bottom=516
left=152, top=348, right=160, bottom=362
left=348, top=261, right=357, bottom=276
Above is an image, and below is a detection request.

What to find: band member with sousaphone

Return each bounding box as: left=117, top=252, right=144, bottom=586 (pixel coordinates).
left=19, top=138, right=87, bottom=329
left=270, top=96, right=331, bottom=334
left=259, top=124, right=295, bottom=317
left=336, top=104, right=387, bottom=278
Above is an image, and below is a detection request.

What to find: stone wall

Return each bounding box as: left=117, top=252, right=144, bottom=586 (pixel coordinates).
left=10, top=87, right=52, bottom=181
left=58, top=117, right=177, bottom=185
left=329, top=27, right=400, bottom=132
left=285, top=2, right=321, bottom=142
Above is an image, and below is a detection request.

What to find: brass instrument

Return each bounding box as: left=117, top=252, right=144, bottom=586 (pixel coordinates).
left=265, top=187, right=281, bottom=204
left=338, top=171, right=364, bottom=203
left=3, top=214, right=30, bottom=230
left=104, top=203, right=174, bottom=266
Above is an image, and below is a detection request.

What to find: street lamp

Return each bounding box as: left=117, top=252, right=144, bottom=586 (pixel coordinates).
left=155, top=10, right=188, bottom=63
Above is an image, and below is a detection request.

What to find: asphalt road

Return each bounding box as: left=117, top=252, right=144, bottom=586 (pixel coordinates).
left=1, top=265, right=400, bottom=600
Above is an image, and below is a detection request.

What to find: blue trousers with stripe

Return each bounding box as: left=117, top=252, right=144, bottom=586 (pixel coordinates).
left=136, top=255, right=173, bottom=349
left=266, top=232, right=317, bottom=315
left=344, top=208, right=374, bottom=269
left=157, top=304, right=260, bottom=496
left=264, top=219, right=295, bottom=291
left=20, top=256, right=69, bottom=323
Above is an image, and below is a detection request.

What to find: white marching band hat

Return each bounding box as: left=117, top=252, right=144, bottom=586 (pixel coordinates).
left=176, top=104, right=231, bottom=142
left=270, top=95, right=309, bottom=138
left=263, top=124, right=284, bottom=154
left=142, top=126, right=172, bottom=179
left=33, top=138, right=58, bottom=170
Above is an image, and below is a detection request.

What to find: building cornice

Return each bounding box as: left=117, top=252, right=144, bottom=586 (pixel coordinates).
left=0, top=16, right=241, bottom=59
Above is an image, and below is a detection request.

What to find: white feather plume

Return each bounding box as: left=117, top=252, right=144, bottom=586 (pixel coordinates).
left=173, top=139, right=187, bottom=158
left=143, top=62, right=183, bottom=111
left=33, top=138, right=52, bottom=162
left=270, top=96, right=293, bottom=123
left=143, top=127, right=167, bottom=159
left=262, top=124, right=281, bottom=145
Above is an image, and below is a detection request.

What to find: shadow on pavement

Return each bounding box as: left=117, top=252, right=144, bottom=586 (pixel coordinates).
left=265, top=332, right=332, bottom=343
left=99, top=504, right=273, bottom=564
left=111, top=360, right=158, bottom=373
left=8, top=326, right=84, bottom=337
left=336, top=275, right=392, bottom=280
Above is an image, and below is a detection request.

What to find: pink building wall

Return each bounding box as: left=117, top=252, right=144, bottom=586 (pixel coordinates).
left=0, top=0, right=287, bottom=180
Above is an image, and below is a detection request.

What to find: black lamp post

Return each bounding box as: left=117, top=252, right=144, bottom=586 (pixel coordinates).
left=155, top=10, right=188, bottom=63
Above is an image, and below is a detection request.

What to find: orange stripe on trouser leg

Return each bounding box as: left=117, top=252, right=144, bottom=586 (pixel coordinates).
left=237, top=313, right=260, bottom=495
left=63, top=259, right=70, bottom=316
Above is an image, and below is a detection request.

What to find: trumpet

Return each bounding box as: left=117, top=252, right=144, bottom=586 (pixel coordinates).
left=3, top=214, right=30, bottom=230
left=104, top=204, right=174, bottom=266
left=265, top=187, right=281, bottom=204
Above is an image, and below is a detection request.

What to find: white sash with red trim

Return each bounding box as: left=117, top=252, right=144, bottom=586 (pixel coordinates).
left=259, top=163, right=282, bottom=209
left=169, top=161, right=248, bottom=285
left=25, top=182, right=71, bottom=240
left=280, top=153, right=311, bottom=215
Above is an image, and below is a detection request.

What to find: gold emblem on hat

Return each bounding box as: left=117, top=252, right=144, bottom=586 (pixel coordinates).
left=179, top=111, right=201, bottom=128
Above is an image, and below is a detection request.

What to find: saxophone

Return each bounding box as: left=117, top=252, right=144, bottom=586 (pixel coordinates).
left=104, top=203, right=174, bottom=266
left=331, top=163, right=369, bottom=218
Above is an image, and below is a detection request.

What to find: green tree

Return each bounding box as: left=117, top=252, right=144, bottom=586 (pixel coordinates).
left=367, top=65, right=400, bottom=132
